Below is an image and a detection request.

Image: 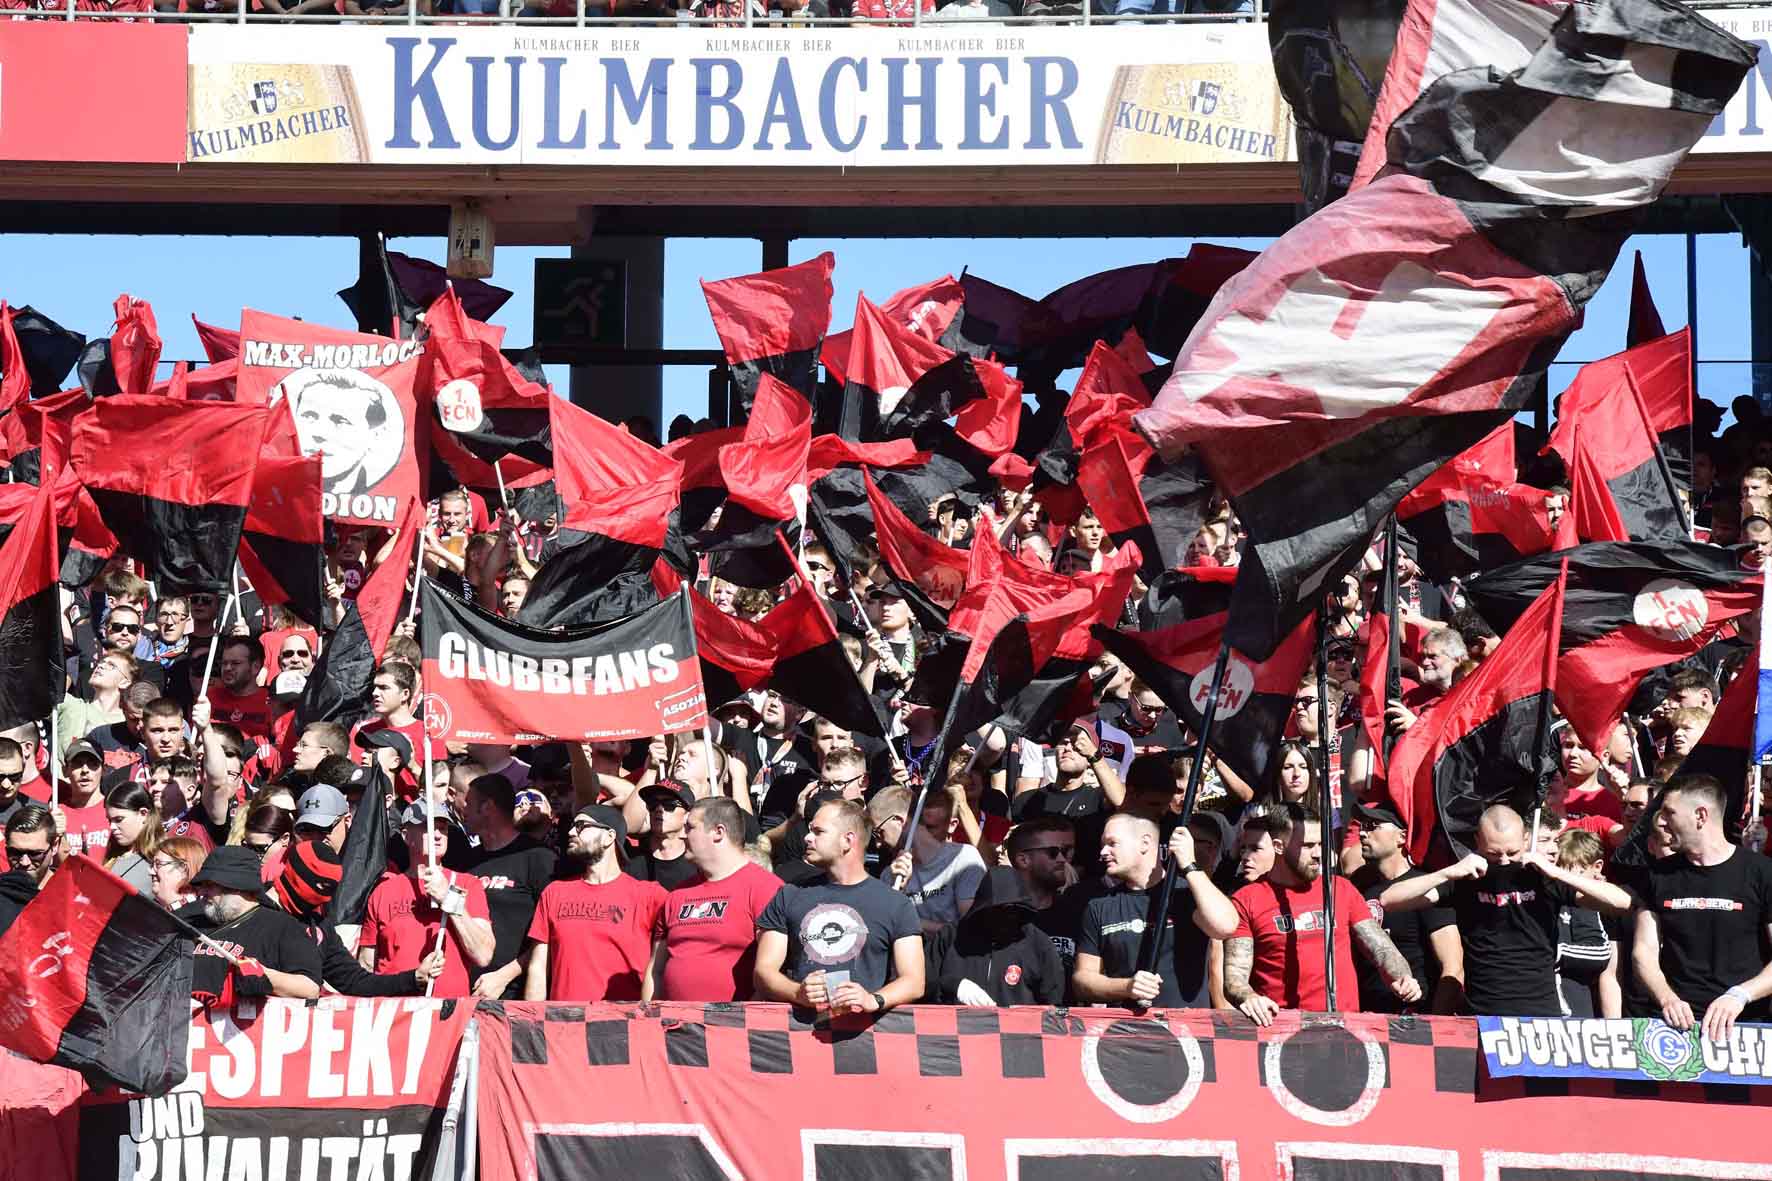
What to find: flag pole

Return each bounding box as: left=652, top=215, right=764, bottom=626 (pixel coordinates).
left=1315, top=610, right=1338, bottom=1011
left=405, top=515, right=425, bottom=625
left=1527, top=559, right=1569, bottom=853
left=1134, top=640, right=1232, bottom=990
left=1622, top=367, right=1692, bottom=539
left=492, top=459, right=510, bottom=513
left=422, top=724, right=445, bottom=998
left=199, top=566, right=244, bottom=698
left=1382, top=516, right=1402, bottom=764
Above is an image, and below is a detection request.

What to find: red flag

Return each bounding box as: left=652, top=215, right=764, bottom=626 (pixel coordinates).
left=701, top=253, right=834, bottom=410
left=806, top=435, right=926, bottom=480
left=953, top=358, right=1023, bottom=459
left=239, top=447, right=327, bottom=626
left=1627, top=250, right=1667, bottom=349
left=108, top=294, right=160, bottom=396
left=192, top=314, right=241, bottom=363
left=358, top=496, right=421, bottom=664
left=719, top=375, right=812, bottom=523
left=841, top=292, right=956, bottom=438
left=236, top=309, right=425, bottom=529
left=1387, top=563, right=1564, bottom=863
left=1398, top=422, right=1553, bottom=579
left=0, top=303, right=29, bottom=415
left=864, top=468, right=969, bottom=625
left=422, top=287, right=551, bottom=492
left=821, top=274, right=966, bottom=385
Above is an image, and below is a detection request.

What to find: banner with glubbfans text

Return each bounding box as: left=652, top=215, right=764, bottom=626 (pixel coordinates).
left=420, top=578, right=707, bottom=743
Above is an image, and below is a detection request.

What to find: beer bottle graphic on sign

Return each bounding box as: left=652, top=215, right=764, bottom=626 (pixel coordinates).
left=1095, top=63, right=1293, bottom=166
left=187, top=63, right=371, bottom=163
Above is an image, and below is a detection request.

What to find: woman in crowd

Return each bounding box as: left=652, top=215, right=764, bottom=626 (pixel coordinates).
left=239, top=802, right=295, bottom=884
left=103, top=782, right=161, bottom=893
left=150, top=836, right=208, bottom=911
left=1260, top=740, right=1322, bottom=813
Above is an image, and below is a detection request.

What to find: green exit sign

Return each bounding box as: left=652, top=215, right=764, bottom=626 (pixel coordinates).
left=533, top=258, right=627, bottom=352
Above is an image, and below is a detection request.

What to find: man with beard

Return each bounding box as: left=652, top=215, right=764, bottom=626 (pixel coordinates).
left=1380, top=804, right=1631, bottom=1017
left=927, top=866, right=1066, bottom=1007
left=186, top=846, right=322, bottom=1002
left=458, top=772, right=558, bottom=999
left=1229, top=804, right=1422, bottom=1024
left=1005, top=818, right=1081, bottom=978
left=1385, top=627, right=1467, bottom=735
left=1350, top=801, right=1463, bottom=1014
left=526, top=804, right=666, bottom=1001
left=1072, top=814, right=1238, bottom=1008
left=360, top=805, right=496, bottom=998
left=754, top=798, right=924, bottom=1016
left=203, top=637, right=275, bottom=752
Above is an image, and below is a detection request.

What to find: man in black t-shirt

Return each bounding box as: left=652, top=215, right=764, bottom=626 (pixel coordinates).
left=735, top=691, right=820, bottom=821
left=1072, top=814, right=1239, bottom=1009
left=754, top=798, right=924, bottom=1014
left=628, top=781, right=700, bottom=892
left=1380, top=805, right=1631, bottom=1016
left=1635, top=775, right=1772, bottom=1041
left=185, top=847, right=323, bottom=1003
left=460, top=772, right=559, bottom=998
left=1351, top=802, right=1461, bottom=1014
left=1010, top=725, right=1123, bottom=870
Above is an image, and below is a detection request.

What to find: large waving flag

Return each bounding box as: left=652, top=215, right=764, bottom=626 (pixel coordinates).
left=1133, top=0, right=1753, bottom=660
left=701, top=253, right=834, bottom=413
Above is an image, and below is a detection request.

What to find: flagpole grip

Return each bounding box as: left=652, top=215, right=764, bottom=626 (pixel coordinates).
left=1133, top=641, right=1232, bottom=989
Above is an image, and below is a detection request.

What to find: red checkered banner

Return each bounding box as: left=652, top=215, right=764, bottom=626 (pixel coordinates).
left=10, top=1001, right=1772, bottom=1181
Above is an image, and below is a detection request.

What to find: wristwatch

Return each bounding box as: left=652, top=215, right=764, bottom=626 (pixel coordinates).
left=1177, top=862, right=1202, bottom=877
left=871, top=991, right=887, bottom=1013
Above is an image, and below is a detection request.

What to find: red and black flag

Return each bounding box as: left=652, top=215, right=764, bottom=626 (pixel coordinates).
left=820, top=275, right=972, bottom=384
left=701, top=252, right=834, bottom=413
left=338, top=235, right=513, bottom=340
left=1133, top=0, right=1751, bottom=661
left=421, top=578, right=705, bottom=743
left=109, top=294, right=160, bottom=397
left=0, top=485, right=61, bottom=730
left=1092, top=611, right=1316, bottom=790
left=69, top=396, right=265, bottom=594
left=1137, top=565, right=1238, bottom=629
left=1067, top=341, right=1210, bottom=579
left=835, top=291, right=955, bottom=443
left=0, top=856, right=194, bottom=1094
left=239, top=446, right=328, bottom=627
left=688, top=375, right=816, bottom=590
left=1545, top=330, right=1693, bottom=541
left=1627, top=250, right=1667, bottom=349
left=516, top=400, right=683, bottom=629
left=421, top=287, right=553, bottom=495
left=0, top=303, right=30, bottom=415
left=1396, top=422, right=1552, bottom=581
left=6, top=305, right=84, bottom=399
left=865, top=468, right=970, bottom=632
left=1386, top=563, right=1565, bottom=863
left=1464, top=541, right=1761, bottom=757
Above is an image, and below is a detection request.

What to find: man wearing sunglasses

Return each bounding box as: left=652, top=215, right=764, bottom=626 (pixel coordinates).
left=0, top=804, right=60, bottom=938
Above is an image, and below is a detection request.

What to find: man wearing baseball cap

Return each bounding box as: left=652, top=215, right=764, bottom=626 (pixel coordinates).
left=187, top=846, right=322, bottom=1002
left=294, top=784, right=352, bottom=852
left=359, top=803, right=495, bottom=997
left=628, top=779, right=698, bottom=891
left=1350, top=800, right=1463, bottom=1014
left=525, top=804, right=666, bottom=1001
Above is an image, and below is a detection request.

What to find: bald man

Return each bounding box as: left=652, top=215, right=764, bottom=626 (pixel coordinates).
left=1380, top=805, right=1631, bottom=1016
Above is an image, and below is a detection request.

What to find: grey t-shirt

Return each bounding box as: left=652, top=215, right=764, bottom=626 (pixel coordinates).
left=903, top=843, right=986, bottom=927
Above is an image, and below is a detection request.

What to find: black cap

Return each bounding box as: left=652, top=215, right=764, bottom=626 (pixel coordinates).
left=358, top=727, right=415, bottom=767
left=573, top=803, right=630, bottom=856
left=639, top=779, right=695, bottom=811
left=191, top=845, right=265, bottom=894
left=1354, top=799, right=1406, bottom=831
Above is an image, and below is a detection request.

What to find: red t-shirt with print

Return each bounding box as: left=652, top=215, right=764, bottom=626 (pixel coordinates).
left=528, top=875, right=666, bottom=1002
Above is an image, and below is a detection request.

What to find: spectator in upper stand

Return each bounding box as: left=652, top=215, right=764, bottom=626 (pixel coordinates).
left=863, top=581, right=918, bottom=697
left=1258, top=739, right=1322, bottom=813
left=99, top=602, right=146, bottom=664
left=1742, top=516, right=1772, bottom=570
left=1009, top=723, right=1123, bottom=870
left=53, top=740, right=112, bottom=858
left=352, top=662, right=425, bottom=799
left=1634, top=775, right=1772, bottom=1040
left=1740, top=465, right=1772, bottom=505
left=1380, top=804, right=1631, bottom=1017
left=265, top=838, right=443, bottom=997
left=454, top=772, right=556, bottom=999
left=187, top=846, right=322, bottom=1003
left=1005, top=817, right=1081, bottom=977
left=630, top=779, right=700, bottom=892
left=1072, top=814, right=1238, bottom=1008
left=0, top=738, right=26, bottom=827
left=204, top=636, right=273, bottom=748
left=274, top=632, right=316, bottom=679
left=56, top=651, right=132, bottom=761
left=498, top=575, right=529, bottom=619
left=0, top=804, right=60, bottom=938
left=1228, top=804, right=1421, bottom=1025
left=1385, top=626, right=1466, bottom=734
left=1449, top=609, right=1501, bottom=662
left=150, top=836, right=207, bottom=912
left=86, top=682, right=160, bottom=775
left=1665, top=706, right=1714, bottom=762
left=1057, top=508, right=1111, bottom=576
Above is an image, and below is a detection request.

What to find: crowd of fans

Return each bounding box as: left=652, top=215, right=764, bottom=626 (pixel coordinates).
left=0, top=399, right=1770, bottom=1040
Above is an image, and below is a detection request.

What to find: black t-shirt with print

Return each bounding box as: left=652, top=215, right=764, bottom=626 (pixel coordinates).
left=1448, top=864, right=1576, bottom=1017
left=464, top=835, right=559, bottom=973
left=757, top=875, right=921, bottom=991
left=626, top=848, right=701, bottom=893
left=1077, top=879, right=1209, bottom=1008
left=1639, top=848, right=1772, bottom=1020
left=1352, top=864, right=1452, bottom=1013
left=1011, top=786, right=1109, bottom=870
left=183, top=901, right=324, bottom=1000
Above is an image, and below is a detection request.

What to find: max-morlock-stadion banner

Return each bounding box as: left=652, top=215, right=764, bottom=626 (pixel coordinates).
left=419, top=578, right=707, bottom=743
left=19, top=1001, right=1772, bottom=1181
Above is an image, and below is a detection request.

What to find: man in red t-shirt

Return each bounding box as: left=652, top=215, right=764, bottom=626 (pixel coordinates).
left=526, top=804, right=665, bottom=1002
left=1227, top=804, right=1420, bottom=1023
left=359, top=803, right=495, bottom=997
left=651, top=797, right=781, bottom=1002
left=352, top=662, right=426, bottom=801
left=204, top=637, right=275, bottom=750
left=31, top=740, right=111, bottom=859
